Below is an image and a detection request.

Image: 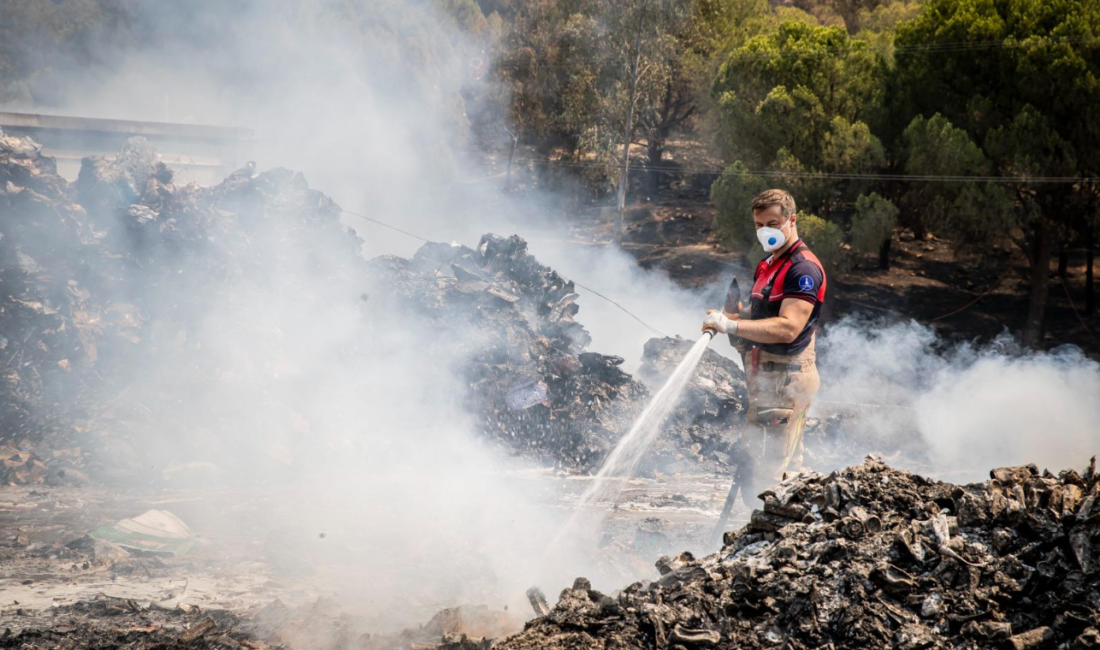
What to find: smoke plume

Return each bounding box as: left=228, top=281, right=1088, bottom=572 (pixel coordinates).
left=3, top=0, right=1099, bottom=636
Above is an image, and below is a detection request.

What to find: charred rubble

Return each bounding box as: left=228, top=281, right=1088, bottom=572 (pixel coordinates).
left=11, top=459, right=1099, bottom=650
left=501, top=458, right=1100, bottom=650
left=637, top=337, right=747, bottom=473
left=0, top=130, right=746, bottom=482
left=0, top=130, right=361, bottom=483
left=365, top=234, right=648, bottom=471
left=366, top=238, right=750, bottom=473
left=0, top=594, right=518, bottom=650
left=0, top=599, right=257, bottom=650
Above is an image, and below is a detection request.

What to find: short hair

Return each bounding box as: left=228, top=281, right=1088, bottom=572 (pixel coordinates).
left=751, top=189, right=796, bottom=219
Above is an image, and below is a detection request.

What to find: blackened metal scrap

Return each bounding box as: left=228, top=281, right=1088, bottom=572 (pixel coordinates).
left=962, top=619, right=1012, bottom=641
left=895, top=525, right=926, bottom=563
left=0, top=597, right=261, bottom=650
left=935, top=543, right=988, bottom=568
left=526, top=587, right=551, bottom=617
left=763, top=495, right=812, bottom=522
left=669, top=624, right=720, bottom=646
left=1008, top=626, right=1054, bottom=650
left=749, top=509, right=793, bottom=533
left=180, top=616, right=218, bottom=643
left=496, top=458, right=1100, bottom=650
left=871, top=563, right=917, bottom=594
left=991, top=464, right=1038, bottom=486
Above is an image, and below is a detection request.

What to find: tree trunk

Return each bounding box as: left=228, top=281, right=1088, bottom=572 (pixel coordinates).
left=615, top=47, right=643, bottom=244
left=1087, top=231, right=1095, bottom=315
left=504, top=130, right=518, bottom=191
left=912, top=219, right=928, bottom=242
left=614, top=0, right=650, bottom=244
left=1058, top=248, right=1068, bottom=279
left=878, top=237, right=891, bottom=271
left=1023, top=220, right=1051, bottom=348
left=645, top=138, right=662, bottom=196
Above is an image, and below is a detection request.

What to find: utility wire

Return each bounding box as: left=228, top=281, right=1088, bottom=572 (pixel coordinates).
left=1060, top=276, right=1100, bottom=343
left=569, top=280, right=667, bottom=337
left=510, top=156, right=1098, bottom=184
left=501, top=36, right=1100, bottom=70
left=930, top=265, right=1012, bottom=322
left=340, top=208, right=670, bottom=338
left=342, top=208, right=431, bottom=243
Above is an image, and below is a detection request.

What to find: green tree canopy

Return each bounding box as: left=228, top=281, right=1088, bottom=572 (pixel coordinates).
left=787, top=0, right=920, bottom=33
left=894, top=0, right=1100, bottom=344
left=496, top=0, right=725, bottom=196
left=798, top=213, right=847, bottom=272
left=851, top=192, right=899, bottom=268
left=712, top=20, right=888, bottom=219
left=711, top=161, right=769, bottom=251
left=713, top=21, right=886, bottom=169
left=898, top=113, right=1011, bottom=242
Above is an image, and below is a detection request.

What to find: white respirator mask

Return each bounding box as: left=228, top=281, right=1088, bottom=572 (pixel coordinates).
left=756, top=218, right=791, bottom=253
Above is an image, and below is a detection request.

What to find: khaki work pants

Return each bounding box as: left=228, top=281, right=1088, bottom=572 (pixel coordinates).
left=739, top=337, right=820, bottom=495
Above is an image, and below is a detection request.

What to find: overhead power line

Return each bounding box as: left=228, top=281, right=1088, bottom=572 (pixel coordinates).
left=891, top=36, right=1099, bottom=54
left=340, top=208, right=669, bottom=338
left=510, top=157, right=1098, bottom=184
left=506, top=36, right=1100, bottom=70
left=568, top=280, right=667, bottom=337
left=342, top=208, right=431, bottom=243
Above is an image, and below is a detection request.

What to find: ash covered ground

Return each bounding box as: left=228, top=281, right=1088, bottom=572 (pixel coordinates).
left=4, top=134, right=1097, bottom=650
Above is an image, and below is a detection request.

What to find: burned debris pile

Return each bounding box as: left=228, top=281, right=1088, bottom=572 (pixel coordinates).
left=0, top=129, right=85, bottom=483
left=637, top=337, right=747, bottom=473
left=0, top=602, right=252, bottom=650
left=0, top=131, right=747, bottom=482
left=367, top=238, right=752, bottom=472
left=1, top=594, right=524, bottom=650
left=1, top=129, right=356, bottom=483
left=501, top=458, right=1100, bottom=650
left=368, top=233, right=651, bottom=470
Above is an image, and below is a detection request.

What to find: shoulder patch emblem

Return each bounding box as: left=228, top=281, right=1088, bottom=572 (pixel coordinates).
left=798, top=275, right=815, bottom=291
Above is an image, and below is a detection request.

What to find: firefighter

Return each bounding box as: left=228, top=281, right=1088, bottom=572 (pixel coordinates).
left=702, top=189, right=826, bottom=503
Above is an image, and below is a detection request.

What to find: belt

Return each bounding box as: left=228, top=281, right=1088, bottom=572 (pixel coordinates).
left=760, top=361, right=802, bottom=373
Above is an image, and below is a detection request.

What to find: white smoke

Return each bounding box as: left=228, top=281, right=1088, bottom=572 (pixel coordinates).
left=529, top=239, right=742, bottom=371
left=815, top=318, right=1100, bottom=481
left=0, top=0, right=618, bottom=632
left=4, top=0, right=1099, bottom=636
left=916, top=344, right=1100, bottom=477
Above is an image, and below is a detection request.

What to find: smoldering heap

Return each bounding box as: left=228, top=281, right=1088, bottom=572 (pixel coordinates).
left=637, top=337, right=747, bottom=472
left=0, top=129, right=364, bottom=483
left=500, top=458, right=1100, bottom=650
left=368, top=247, right=751, bottom=471
left=0, top=130, right=746, bottom=483
left=366, top=234, right=651, bottom=470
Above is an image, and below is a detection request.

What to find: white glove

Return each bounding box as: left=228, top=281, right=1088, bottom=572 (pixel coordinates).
left=702, top=310, right=738, bottom=335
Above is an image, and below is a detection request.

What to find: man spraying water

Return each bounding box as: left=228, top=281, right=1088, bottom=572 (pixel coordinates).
left=702, top=189, right=826, bottom=508
left=555, top=189, right=825, bottom=552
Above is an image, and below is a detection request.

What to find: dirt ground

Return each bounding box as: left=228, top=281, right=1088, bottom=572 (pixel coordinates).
left=0, top=470, right=758, bottom=648
left=0, top=404, right=942, bottom=648
left=1, top=420, right=939, bottom=648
